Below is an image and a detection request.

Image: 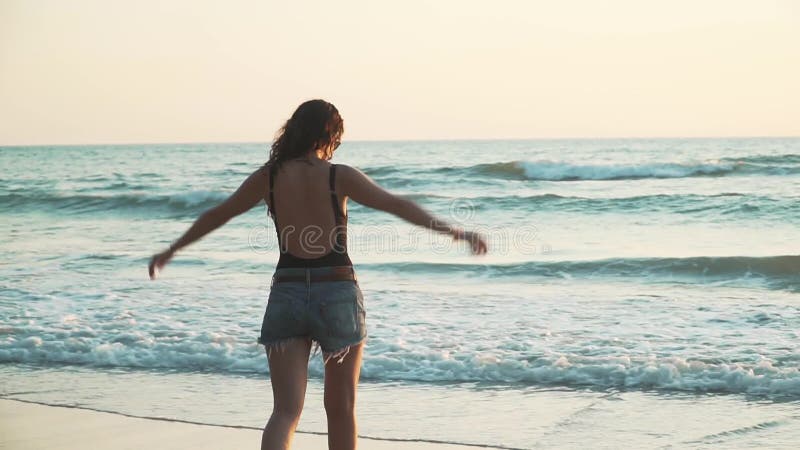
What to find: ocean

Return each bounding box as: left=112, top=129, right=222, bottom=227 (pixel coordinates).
left=1, top=138, right=799, bottom=448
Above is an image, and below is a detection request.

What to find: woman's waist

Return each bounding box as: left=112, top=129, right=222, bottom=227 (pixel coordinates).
left=276, top=248, right=352, bottom=269
left=272, top=265, right=356, bottom=284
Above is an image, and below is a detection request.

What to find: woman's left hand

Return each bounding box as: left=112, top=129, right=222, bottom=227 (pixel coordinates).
left=148, top=248, right=175, bottom=280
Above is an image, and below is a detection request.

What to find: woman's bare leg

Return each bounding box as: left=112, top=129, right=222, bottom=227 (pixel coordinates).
left=323, top=342, right=364, bottom=450
left=261, top=338, right=312, bottom=450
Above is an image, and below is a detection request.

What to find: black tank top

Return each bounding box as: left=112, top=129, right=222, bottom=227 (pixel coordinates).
left=266, top=163, right=352, bottom=268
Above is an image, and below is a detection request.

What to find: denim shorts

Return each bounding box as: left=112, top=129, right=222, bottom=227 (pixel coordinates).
left=258, top=266, right=366, bottom=364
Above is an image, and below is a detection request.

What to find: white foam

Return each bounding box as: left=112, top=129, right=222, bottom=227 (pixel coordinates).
left=2, top=327, right=799, bottom=397
left=517, top=160, right=735, bottom=181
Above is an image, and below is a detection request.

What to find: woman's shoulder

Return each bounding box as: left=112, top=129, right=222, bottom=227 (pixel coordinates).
left=331, top=163, right=362, bottom=177
left=257, top=161, right=362, bottom=182
left=259, top=161, right=274, bottom=173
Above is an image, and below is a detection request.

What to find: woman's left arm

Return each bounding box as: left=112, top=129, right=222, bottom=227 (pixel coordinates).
left=148, top=169, right=267, bottom=279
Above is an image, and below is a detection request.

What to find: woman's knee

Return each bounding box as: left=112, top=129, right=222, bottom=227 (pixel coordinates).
left=272, top=401, right=304, bottom=423
left=324, top=394, right=355, bottom=418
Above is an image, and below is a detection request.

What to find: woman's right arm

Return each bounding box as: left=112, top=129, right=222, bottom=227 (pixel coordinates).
left=338, top=165, right=487, bottom=254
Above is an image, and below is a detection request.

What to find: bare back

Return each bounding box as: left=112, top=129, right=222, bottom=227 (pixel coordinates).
left=263, top=159, right=350, bottom=266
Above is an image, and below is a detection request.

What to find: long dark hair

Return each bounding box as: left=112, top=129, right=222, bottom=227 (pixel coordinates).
left=266, top=99, right=344, bottom=169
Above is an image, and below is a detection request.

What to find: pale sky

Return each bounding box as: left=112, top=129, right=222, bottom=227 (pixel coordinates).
left=1, top=0, right=798, bottom=145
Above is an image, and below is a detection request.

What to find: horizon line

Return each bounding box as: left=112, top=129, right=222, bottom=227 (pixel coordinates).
left=1, top=135, right=799, bottom=148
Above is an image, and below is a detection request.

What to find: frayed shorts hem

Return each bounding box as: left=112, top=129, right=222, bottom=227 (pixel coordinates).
left=258, top=335, right=367, bottom=365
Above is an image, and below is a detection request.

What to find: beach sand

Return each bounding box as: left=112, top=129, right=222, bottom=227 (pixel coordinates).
left=0, top=399, right=473, bottom=450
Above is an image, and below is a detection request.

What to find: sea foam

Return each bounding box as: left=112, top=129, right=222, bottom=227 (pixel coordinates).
left=2, top=327, right=798, bottom=397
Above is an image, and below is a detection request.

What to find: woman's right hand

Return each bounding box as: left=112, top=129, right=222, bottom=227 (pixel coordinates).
left=456, top=230, right=488, bottom=255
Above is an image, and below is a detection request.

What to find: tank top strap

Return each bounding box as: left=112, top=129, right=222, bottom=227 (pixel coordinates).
left=329, top=164, right=344, bottom=221
left=268, top=163, right=278, bottom=225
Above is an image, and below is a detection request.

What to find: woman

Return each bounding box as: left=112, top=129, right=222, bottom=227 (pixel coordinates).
left=148, top=99, right=487, bottom=450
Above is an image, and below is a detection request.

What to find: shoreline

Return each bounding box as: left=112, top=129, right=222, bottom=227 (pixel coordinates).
left=4, top=362, right=800, bottom=449
left=0, top=398, right=485, bottom=450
